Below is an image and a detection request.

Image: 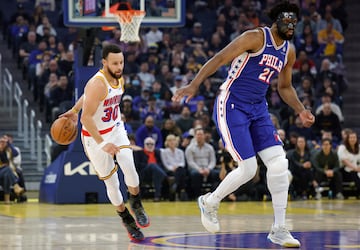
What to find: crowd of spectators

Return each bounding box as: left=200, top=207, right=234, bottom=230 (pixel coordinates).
left=2, top=0, right=359, bottom=202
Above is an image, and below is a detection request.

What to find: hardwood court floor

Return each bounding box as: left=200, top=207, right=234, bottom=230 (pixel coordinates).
left=0, top=198, right=359, bottom=250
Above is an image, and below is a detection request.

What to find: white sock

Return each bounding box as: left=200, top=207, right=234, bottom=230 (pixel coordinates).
left=271, top=190, right=288, bottom=227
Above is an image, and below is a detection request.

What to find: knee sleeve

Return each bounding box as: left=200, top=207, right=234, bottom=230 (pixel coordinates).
left=104, top=172, right=123, bottom=206
left=258, top=146, right=289, bottom=194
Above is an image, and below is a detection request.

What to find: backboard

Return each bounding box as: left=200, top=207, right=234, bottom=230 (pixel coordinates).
left=63, top=0, right=185, bottom=27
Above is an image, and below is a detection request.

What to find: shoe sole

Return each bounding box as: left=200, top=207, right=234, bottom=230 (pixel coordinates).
left=197, top=196, right=220, bottom=233
left=267, top=235, right=300, bottom=248
left=136, top=218, right=150, bottom=228
left=121, top=224, right=145, bottom=242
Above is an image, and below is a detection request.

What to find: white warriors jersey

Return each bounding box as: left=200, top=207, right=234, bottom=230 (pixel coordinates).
left=82, top=69, right=125, bottom=133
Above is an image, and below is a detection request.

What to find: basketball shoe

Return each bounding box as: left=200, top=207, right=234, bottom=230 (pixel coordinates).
left=198, top=193, right=220, bottom=233
left=267, top=224, right=301, bottom=248
left=118, top=208, right=144, bottom=242
left=129, top=194, right=150, bottom=228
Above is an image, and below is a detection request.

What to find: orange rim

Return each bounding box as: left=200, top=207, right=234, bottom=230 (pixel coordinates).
left=115, top=10, right=145, bottom=23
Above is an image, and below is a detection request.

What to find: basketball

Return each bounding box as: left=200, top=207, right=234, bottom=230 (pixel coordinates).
left=50, top=117, right=78, bottom=145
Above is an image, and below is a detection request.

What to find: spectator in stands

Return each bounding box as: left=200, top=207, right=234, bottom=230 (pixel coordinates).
left=137, top=62, right=155, bottom=89
left=313, top=102, right=342, bottom=143
left=160, top=134, right=188, bottom=201
left=30, top=5, right=45, bottom=27
left=295, top=76, right=315, bottom=107
left=170, top=75, right=184, bottom=95
left=185, top=127, right=218, bottom=199
left=160, top=119, right=182, bottom=144
left=297, top=32, right=320, bottom=59
left=317, top=21, right=344, bottom=58
left=230, top=11, right=254, bottom=41
left=144, top=27, right=163, bottom=48
left=315, top=94, right=344, bottom=123
left=10, top=15, right=29, bottom=56
left=36, top=16, right=57, bottom=38
left=57, top=50, right=74, bottom=76
left=140, top=96, right=163, bottom=122
left=0, top=136, right=24, bottom=204
left=176, top=106, right=195, bottom=134
left=293, top=50, right=317, bottom=77
left=48, top=74, right=73, bottom=122
left=337, top=131, right=360, bottom=198
left=292, top=60, right=316, bottom=88
left=44, top=72, right=58, bottom=99
left=287, top=136, right=317, bottom=199
left=316, top=4, right=343, bottom=33
left=311, top=138, right=344, bottom=199
left=295, top=10, right=316, bottom=43
left=132, top=88, right=151, bottom=113
left=27, top=40, right=49, bottom=99
left=135, top=115, right=163, bottom=149
left=156, top=63, right=173, bottom=88
left=133, top=137, right=167, bottom=202
left=186, top=22, right=208, bottom=48
left=39, top=58, right=63, bottom=111
left=18, top=31, right=37, bottom=80
left=120, top=95, right=140, bottom=124
left=278, top=129, right=291, bottom=151
left=2, top=134, right=27, bottom=202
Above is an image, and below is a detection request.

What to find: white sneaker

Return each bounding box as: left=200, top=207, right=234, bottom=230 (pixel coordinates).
left=267, top=224, right=301, bottom=248
left=198, top=193, right=220, bottom=233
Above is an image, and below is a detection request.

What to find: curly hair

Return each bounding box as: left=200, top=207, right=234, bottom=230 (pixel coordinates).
left=268, top=1, right=300, bottom=22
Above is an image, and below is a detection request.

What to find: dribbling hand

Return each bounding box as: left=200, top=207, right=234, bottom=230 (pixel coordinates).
left=59, top=109, right=79, bottom=125
left=299, top=109, right=315, bottom=128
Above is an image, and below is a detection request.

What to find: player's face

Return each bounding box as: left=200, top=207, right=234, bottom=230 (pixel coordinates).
left=276, top=12, right=297, bottom=40
left=104, top=52, right=124, bottom=79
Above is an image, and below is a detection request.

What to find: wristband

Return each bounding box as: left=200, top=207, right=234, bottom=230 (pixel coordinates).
left=71, top=107, right=79, bottom=114
left=98, top=141, right=108, bottom=148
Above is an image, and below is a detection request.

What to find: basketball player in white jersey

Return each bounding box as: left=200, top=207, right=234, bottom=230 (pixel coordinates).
left=173, top=1, right=314, bottom=248
left=61, top=44, right=148, bottom=242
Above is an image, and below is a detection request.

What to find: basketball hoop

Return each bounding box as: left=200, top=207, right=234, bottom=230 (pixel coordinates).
left=114, top=3, right=145, bottom=43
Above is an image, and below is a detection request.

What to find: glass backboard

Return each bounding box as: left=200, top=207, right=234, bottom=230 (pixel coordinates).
left=63, top=0, right=185, bottom=27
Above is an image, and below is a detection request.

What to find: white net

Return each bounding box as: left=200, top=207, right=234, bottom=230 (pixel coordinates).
left=116, top=10, right=145, bottom=43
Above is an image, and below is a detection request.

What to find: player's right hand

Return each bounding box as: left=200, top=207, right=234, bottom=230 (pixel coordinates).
left=172, top=83, right=199, bottom=103
left=59, top=109, right=79, bottom=124
left=101, top=142, right=120, bottom=156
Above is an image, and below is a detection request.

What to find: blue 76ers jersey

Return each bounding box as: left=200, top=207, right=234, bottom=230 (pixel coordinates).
left=214, top=27, right=290, bottom=161
left=219, top=27, right=289, bottom=104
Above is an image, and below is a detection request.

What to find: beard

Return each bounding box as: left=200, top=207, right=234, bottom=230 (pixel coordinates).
left=107, top=65, right=122, bottom=79
left=277, top=26, right=294, bottom=40
left=276, top=21, right=295, bottom=41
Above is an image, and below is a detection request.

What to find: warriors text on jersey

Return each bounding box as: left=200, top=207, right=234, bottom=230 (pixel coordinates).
left=220, top=27, right=289, bottom=104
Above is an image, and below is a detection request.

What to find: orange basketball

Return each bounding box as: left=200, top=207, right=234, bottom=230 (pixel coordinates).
left=50, top=117, right=78, bottom=145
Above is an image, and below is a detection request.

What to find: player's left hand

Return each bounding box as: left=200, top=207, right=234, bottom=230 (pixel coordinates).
left=299, top=109, right=315, bottom=128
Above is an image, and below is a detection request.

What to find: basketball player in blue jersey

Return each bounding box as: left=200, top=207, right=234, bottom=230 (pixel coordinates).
left=60, top=44, right=149, bottom=242
left=172, top=1, right=314, bottom=248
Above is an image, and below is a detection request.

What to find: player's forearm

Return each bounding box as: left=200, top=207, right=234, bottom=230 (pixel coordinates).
left=72, top=95, right=84, bottom=113
left=278, top=86, right=306, bottom=114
